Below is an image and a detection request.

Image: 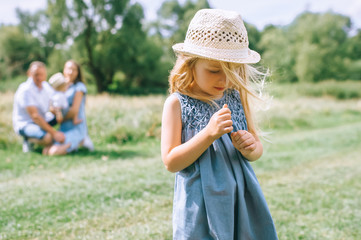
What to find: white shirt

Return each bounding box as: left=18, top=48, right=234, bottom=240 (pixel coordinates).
left=51, top=91, right=69, bottom=110
left=12, top=77, right=55, bottom=133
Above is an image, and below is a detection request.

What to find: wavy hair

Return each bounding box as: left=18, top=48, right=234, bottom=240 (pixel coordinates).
left=168, top=54, right=269, bottom=136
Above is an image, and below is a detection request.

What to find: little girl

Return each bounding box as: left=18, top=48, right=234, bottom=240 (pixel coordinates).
left=48, top=72, right=82, bottom=125
left=161, top=9, right=278, bottom=239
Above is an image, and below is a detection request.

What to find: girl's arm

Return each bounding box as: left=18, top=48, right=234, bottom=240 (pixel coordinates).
left=231, top=130, right=263, bottom=161
left=54, top=108, right=64, bottom=123
left=64, top=91, right=83, bottom=121
left=161, top=95, right=233, bottom=173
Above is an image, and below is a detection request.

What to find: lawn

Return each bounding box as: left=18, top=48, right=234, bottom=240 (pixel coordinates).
left=1, top=81, right=361, bottom=239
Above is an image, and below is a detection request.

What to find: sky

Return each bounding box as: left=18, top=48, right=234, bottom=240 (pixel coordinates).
left=0, top=0, right=360, bottom=31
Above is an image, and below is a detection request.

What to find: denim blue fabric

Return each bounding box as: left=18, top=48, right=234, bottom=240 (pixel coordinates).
left=172, top=89, right=278, bottom=240
left=19, top=123, right=46, bottom=140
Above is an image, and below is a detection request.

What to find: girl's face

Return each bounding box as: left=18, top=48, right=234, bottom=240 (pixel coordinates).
left=63, top=61, right=78, bottom=83
left=193, top=59, right=227, bottom=99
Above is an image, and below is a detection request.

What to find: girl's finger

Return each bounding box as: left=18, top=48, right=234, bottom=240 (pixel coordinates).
left=216, top=111, right=230, bottom=120
left=233, top=133, right=240, bottom=141
left=236, top=130, right=247, bottom=136
left=244, top=143, right=256, bottom=151
left=240, top=138, right=254, bottom=149
left=218, top=108, right=231, bottom=115
left=224, top=126, right=233, bottom=133
left=221, top=120, right=233, bottom=128
left=239, top=132, right=253, bottom=142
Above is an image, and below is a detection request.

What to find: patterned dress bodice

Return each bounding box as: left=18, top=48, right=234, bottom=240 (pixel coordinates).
left=175, top=89, right=247, bottom=142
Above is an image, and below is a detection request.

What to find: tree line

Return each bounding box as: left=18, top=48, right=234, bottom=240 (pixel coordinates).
left=0, top=0, right=360, bottom=93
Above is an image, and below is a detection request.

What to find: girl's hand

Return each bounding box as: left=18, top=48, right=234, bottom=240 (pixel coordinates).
left=206, top=104, right=233, bottom=140
left=73, top=118, right=83, bottom=125
left=231, top=130, right=257, bottom=156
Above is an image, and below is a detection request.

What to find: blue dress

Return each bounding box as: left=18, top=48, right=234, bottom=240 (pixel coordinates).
left=172, top=90, right=278, bottom=240
left=59, top=82, right=88, bottom=152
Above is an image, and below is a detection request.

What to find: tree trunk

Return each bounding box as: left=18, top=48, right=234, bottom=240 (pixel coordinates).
left=84, top=17, right=108, bottom=93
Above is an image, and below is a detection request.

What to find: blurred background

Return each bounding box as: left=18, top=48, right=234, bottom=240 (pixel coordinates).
left=1, top=1, right=361, bottom=239
left=0, top=0, right=360, bottom=94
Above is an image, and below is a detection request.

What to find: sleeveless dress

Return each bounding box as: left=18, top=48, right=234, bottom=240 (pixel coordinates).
left=59, top=82, right=88, bottom=152
left=172, top=89, right=278, bottom=240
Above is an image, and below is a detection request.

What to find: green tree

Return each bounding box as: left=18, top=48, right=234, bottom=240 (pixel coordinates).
left=289, top=12, right=351, bottom=82
left=244, top=22, right=261, bottom=54
left=15, top=0, right=169, bottom=93
left=345, top=30, right=361, bottom=60
left=260, top=12, right=354, bottom=82
left=259, top=25, right=297, bottom=82
left=0, top=25, right=45, bottom=79
left=15, top=8, right=55, bottom=60
left=157, top=0, right=210, bottom=43
left=152, top=0, right=210, bottom=63
left=43, top=0, right=130, bottom=92
left=343, top=30, right=361, bottom=79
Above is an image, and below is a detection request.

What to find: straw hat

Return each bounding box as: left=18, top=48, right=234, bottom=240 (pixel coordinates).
left=48, top=72, right=66, bottom=89
left=172, top=9, right=260, bottom=64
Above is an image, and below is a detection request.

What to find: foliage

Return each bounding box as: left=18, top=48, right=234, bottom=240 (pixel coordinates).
left=150, top=0, right=211, bottom=62
left=259, top=11, right=361, bottom=82
left=156, top=0, right=210, bottom=42
left=244, top=22, right=261, bottom=54
left=0, top=25, right=45, bottom=79
left=13, top=0, right=171, bottom=93
left=259, top=25, right=297, bottom=83
left=1, top=2, right=361, bottom=90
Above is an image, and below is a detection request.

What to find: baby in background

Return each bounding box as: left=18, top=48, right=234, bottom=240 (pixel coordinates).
left=48, top=73, right=82, bottom=125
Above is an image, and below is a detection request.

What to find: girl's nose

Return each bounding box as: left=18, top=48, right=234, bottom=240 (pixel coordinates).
left=219, top=74, right=226, bottom=83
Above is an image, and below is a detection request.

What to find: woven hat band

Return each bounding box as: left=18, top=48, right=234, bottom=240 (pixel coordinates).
left=182, top=42, right=249, bottom=59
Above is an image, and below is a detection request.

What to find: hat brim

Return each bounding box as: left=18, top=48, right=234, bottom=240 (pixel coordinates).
left=172, top=43, right=261, bottom=64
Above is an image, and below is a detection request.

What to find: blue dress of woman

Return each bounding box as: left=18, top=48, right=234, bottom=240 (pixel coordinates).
left=47, top=60, right=93, bottom=155
left=60, top=80, right=88, bottom=152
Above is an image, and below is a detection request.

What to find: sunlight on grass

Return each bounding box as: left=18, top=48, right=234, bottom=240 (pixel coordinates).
left=1, top=82, right=361, bottom=239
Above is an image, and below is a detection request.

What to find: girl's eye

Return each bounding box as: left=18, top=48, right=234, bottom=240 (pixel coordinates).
left=209, top=70, right=220, bottom=74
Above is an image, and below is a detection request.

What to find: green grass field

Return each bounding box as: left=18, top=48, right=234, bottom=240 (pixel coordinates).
left=1, top=81, right=361, bottom=239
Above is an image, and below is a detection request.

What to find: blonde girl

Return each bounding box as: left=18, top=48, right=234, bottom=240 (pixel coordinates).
left=161, top=9, right=278, bottom=239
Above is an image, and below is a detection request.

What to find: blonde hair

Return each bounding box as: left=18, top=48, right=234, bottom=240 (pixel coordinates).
left=169, top=54, right=268, bottom=136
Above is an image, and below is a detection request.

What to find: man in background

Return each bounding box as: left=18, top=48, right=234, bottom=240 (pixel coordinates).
left=12, top=61, right=65, bottom=153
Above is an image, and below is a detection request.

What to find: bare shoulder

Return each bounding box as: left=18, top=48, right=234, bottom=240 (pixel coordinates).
left=162, top=94, right=181, bottom=121
left=164, top=94, right=180, bottom=107
left=163, top=94, right=181, bottom=113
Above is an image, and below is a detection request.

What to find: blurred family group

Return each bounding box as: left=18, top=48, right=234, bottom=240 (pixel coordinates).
left=12, top=60, right=94, bottom=155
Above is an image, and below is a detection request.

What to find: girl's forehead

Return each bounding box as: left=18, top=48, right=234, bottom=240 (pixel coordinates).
left=197, top=59, right=221, bottom=67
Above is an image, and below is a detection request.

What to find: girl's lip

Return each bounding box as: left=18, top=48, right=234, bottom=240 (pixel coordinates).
left=214, top=87, right=225, bottom=91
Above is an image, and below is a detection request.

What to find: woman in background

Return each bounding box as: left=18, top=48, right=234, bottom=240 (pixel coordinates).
left=45, top=60, right=93, bottom=155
